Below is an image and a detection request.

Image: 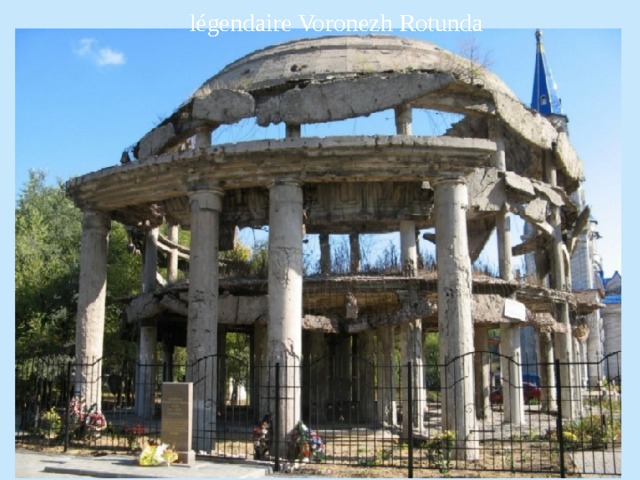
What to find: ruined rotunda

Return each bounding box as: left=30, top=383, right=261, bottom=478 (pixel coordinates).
left=66, top=34, right=595, bottom=456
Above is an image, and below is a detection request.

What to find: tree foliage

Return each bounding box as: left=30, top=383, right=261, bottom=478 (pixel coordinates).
left=15, top=171, right=141, bottom=361
left=16, top=171, right=83, bottom=357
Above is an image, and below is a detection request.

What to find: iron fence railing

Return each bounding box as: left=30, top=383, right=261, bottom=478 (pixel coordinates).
left=15, top=351, right=621, bottom=477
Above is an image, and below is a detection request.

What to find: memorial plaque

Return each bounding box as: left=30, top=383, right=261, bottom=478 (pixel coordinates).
left=162, top=383, right=195, bottom=464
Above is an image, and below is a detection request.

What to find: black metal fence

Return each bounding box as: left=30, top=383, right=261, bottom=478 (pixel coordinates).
left=15, top=351, right=621, bottom=477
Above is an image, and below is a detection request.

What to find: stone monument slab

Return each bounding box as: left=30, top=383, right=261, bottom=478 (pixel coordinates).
left=162, top=382, right=195, bottom=465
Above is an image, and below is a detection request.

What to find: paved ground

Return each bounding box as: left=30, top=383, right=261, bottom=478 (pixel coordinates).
left=570, top=449, right=622, bottom=477
left=15, top=448, right=274, bottom=478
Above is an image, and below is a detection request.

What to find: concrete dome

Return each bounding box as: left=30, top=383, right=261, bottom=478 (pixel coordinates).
left=200, top=35, right=458, bottom=92
left=189, top=34, right=506, bottom=126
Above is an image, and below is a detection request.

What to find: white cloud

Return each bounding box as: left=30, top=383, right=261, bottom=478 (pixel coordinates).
left=96, top=47, right=125, bottom=66
left=74, top=38, right=126, bottom=67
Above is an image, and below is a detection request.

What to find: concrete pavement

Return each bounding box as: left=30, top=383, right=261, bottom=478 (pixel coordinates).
left=15, top=448, right=274, bottom=478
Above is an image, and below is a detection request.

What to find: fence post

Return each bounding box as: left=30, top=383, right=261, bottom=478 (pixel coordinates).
left=274, top=362, right=281, bottom=472
left=407, top=361, right=414, bottom=479
left=554, top=359, right=566, bottom=478
left=63, top=361, right=72, bottom=453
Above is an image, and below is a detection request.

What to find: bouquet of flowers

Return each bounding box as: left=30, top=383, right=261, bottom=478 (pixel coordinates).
left=289, top=421, right=325, bottom=463
left=39, top=407, right=62, bottom=439
left=252, top=415, right=271, bottom=460
left=123, top=424, right=145, bottom=451
left=67, top=396, right=107, bottom=439
left=139, top=442, right=179, bottom=466
left=85, top=406, right=108, bottom=433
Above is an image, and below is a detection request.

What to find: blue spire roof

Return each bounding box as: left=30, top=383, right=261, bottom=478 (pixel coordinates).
left=531, top=29, right=564, bottom=115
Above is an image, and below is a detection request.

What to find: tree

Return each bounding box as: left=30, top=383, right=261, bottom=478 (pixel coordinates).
left=15, top=171, right=83, bottom=357
left=15, top=171, right=142, bottom=361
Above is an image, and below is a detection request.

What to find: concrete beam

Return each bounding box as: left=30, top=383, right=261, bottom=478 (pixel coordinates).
left=192, top=89, right=255, bottom=124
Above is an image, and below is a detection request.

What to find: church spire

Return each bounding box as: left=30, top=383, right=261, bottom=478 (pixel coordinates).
left=531, top=29, right=564, bottom=116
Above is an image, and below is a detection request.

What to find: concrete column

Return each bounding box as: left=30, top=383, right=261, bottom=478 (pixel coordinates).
left=586, top=311, right=603, bottom=386
left=253, top=323, right=269, bottom=421
left=573, top=336, right=585, bottom=413
left=496, top=210, right=512, bottom=281
left=395, top=104, right=412, bottom=135
left=400, top=220, right=418, bottom=277
left=136, top=323, right=157, bottom=419
left=496, top=208, right=525, bottom=424
left=74, top=210, right=110, bottom=409
left=500, top=325, right=525, bottom=424
left=356, top=330, right=376, bottom=423
left=136, top=228, right=159, bottom=418
left=399, top=219, right=425, bottom=433
left=308, top=332, right=329, bottom=422
left=319, top=233, right=331, bottom=275
left=142, top=227, right=158, bottom=292
left=545, top=154, right=577, bottom=420
left=268, top=180, right=303, bottom=444
left=538, top=331, right=557, bottom=411
left=349, top=234, right=361, bottom=273
left=167, top=223, right=180, bottom=284
left=435, top=177, right=478, bottom=460
left=187, top=187, right=223, bottom=452
left=377, top=326, right=397, bottom=427
left=474, top=327, right=491, bottom=420
left=193, top=128, right=212, bottom=149
left=286, top=124, right=301, bottom=138
left=490, top=124, right=525, bottom=423
left=162, top=337, right=175, bottom=382
left=401, top=320, right=426, bottom=436
left=335, top=335, right=353, bottom=404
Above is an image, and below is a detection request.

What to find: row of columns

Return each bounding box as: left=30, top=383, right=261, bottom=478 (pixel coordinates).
left=73, top=177, right=478, bottom=453
left=74, top=115, right=578, bottom=456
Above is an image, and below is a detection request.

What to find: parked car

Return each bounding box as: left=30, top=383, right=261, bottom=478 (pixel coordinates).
left=490, top=381, right=542, bottom=405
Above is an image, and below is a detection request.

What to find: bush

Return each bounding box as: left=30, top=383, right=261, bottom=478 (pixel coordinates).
left=563, top=414, right=621, bottom=450
left=424, top=430, right=456, bottom=473
left=39, top=407, right=62, bottom=439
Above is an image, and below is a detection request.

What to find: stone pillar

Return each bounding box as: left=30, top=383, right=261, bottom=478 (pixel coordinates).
left=136, top=323, right=157, bottom=419
left=401, top=320, right=426, bottom=436
left=163, top=337, right=175, bottom=382
left=253, top=323, right=269, bottom=421
left=491, top=123, right=525, bottom=424
left=356, top=330, right=376, bottom=423
left=193, top=127, right=212, bottom=149
left=335, top=335, right=353, bottom=405
left=400, top=220, right=418, bottom=276
left=268, top=180, right=303, bottom=446
left=474, top=327, right=491, bottom=420
left=586, top=311, right=603, bottom=386
left=538, top=331, right=557, bottom=411
left=496, top=211, right=525, bottom=425
left=142, top=227, right=158, bottom=292
left=435, top=177, right=478, bottom=460
left=319, top=233, right=331, bottom=275
left=545, top=154, right=577, bottom=420
left=74, top=210, right=110, bottom=409
left=349, top=234, right=361, bottom=274
left=286, top=124, right=301, bottom=138
left=167, top=223, right=180, bottom=284
left=399, top=219, right=425, bottom=434
left=377, top=326, right=397, bottom=427
left=136, top=227, right=159, bottom=418
left=500, top=325, right=525, bottom=424
left=187, top=187, right=223, bottom=452
left=395, top=104, right=412, bottom=135
left=308, top=332, right=329, bottom=422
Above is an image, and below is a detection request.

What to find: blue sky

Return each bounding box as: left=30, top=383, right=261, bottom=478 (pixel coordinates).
left=15, top=28, right=621, bottom=276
